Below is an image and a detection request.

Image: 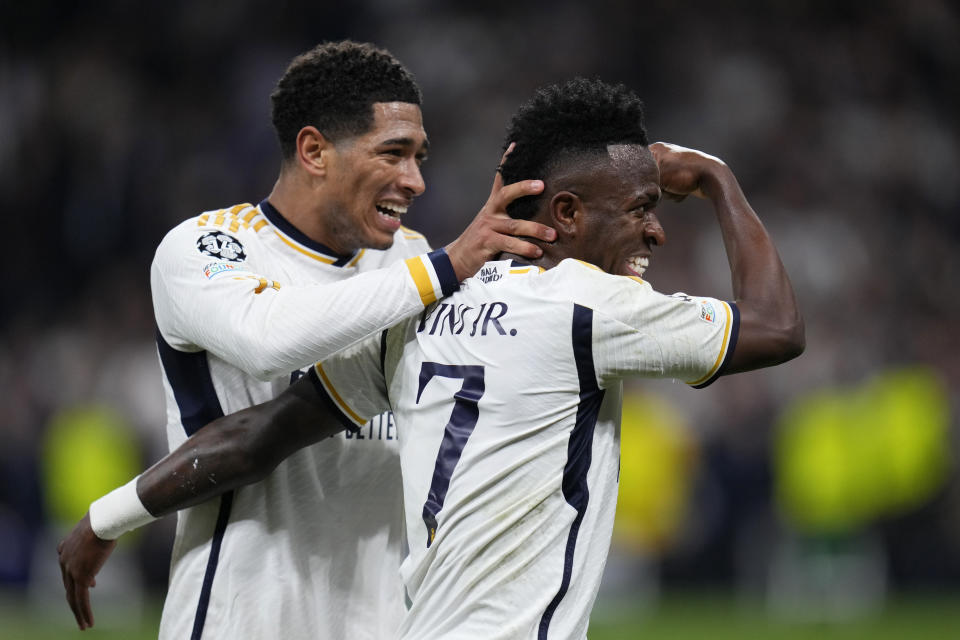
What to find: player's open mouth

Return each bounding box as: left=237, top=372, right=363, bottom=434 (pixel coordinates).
left=625, top=256, right=648, bottom=277
left=376, top=201, right=407, bottom=220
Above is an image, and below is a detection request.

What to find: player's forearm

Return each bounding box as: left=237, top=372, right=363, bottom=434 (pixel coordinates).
left=136, top=407, right=275, bottom=517
left=88, top=376, right=338, bottom=539
left=706, top=168, right=805, bottom=370
left=138, top=379, right=337, bottom=516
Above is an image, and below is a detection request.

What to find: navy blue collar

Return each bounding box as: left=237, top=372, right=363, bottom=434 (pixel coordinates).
left=259, top=199, right=359, bottom=267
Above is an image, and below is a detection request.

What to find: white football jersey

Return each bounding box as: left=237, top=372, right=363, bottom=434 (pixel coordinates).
left=313, top=258, right=739, bottom=640
left=151, top=200, right=457, bottom=640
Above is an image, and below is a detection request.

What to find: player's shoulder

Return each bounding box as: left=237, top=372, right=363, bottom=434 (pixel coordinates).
left=156, top=202, right=265, bottom=262
left=359, top=225, right=432, bottom=268
left=527, top=258, right=654, bottom=314
left=161, top=203, right=264, bottom=239
left=546, top=258, right=650, bottom=290
left=390, top=225, right=431, bottom=254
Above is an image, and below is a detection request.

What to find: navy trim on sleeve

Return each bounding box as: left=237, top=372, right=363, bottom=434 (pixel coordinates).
left=427, top=248, right=460, bottom=296
left=692, top=302, right=741, bottom=389
left=306, top=367, right=361, bottom=435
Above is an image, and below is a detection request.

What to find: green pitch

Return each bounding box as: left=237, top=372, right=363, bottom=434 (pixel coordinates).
left=589, top=591, right=960, bottom=640
left=3, top=591, right=958, bottom=639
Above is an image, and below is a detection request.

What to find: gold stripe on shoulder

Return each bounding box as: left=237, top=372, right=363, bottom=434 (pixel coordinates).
left=400, top=225, right=425, bottom=240
left=572, top=259, right=601, bottom=271
left=197, top=204, right=257, bottom=230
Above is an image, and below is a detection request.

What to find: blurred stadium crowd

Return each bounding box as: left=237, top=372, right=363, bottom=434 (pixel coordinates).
left=1, top=0, right=958, bottom=622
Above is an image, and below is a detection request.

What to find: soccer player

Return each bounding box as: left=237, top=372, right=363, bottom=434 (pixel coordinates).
left=57, top=41, right=552, bottom=638
left=62, top=78, right=804, bottom=638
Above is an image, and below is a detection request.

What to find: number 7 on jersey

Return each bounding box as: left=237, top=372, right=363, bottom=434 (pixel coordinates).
left=417, top=362, right=485, bottom=547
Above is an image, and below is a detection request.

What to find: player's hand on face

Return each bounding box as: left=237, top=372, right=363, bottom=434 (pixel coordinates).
left=57, top=513, right=117, bottom=630
left=445, top=143, right=555, bottom=281
left=650, top=142, right=728, bottom=202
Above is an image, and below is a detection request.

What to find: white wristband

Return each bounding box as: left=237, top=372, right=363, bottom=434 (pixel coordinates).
left=88, top=476, right=158, bottom=540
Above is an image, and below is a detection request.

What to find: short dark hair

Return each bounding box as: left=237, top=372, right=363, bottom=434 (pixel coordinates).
left=270, top=41, right=422, bottom=158
left=500, top=78, right=648, bottom=219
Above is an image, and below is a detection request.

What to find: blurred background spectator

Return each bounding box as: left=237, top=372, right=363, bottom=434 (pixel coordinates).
left=1, top=0, right=957, bottom=635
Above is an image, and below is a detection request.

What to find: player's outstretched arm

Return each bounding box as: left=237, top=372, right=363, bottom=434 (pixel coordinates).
left=155, top=147, right=553, bottom=381
left=651, top=142, right=804, bottom=373
left=445, top=143, right=555, bottom=281
left=57, top=373, right=333, bottom=630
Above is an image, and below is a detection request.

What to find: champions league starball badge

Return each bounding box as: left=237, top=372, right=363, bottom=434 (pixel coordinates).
left=197, top=232, right=247, bottom=262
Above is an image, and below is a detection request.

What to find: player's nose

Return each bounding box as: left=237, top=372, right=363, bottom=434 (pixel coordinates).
left=644, top=213, right=666, bottom=247
left=399, top=159, right=426, bottom=197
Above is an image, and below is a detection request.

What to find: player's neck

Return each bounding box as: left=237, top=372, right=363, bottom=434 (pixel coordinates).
left=500, top=244, right=563, bottom=271
left=266, top=174, right=335, bottom=247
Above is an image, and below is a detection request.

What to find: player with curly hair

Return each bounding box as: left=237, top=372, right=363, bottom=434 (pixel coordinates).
left=61, top=76, right=802, bottom=638
left=57, top=41, right=552, bottom=639
left=499, top=77, right=649, bottom=220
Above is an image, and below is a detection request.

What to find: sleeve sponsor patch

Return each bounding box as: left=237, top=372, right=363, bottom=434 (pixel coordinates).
left=197, top=232, right=246, bottom=262
left=202, top=261, right=248, bottom=279
left=699, top=299, right=717, bottom=324
left=670, top=292, right=719, bottom=324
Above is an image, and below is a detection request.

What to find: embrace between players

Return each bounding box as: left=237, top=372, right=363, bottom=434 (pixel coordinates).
left=58, top=41, right=803, bottom=639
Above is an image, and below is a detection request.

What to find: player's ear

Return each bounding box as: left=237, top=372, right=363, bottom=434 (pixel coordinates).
left=549, top=191, right=581, bottom=238
left=296, top=126, right=332, bottom=177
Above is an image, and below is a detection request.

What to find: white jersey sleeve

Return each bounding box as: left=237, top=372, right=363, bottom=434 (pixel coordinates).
left=309, top=334, right=391, bottom=432
left=152, top=219, right=458, bottom=380
left=550, top=259, right=739, bottom=389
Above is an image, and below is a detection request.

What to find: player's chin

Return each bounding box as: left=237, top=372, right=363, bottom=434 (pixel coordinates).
left=364, top=230, right=396, bottom=251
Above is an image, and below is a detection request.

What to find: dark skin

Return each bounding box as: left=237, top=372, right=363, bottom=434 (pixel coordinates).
left=503, top=142, right=804, bottom=372
left=56, top=373, right=340, bottom=630
left=58, top=142, right=803, bottom=629
left=57, top=143, right=549, bottom=631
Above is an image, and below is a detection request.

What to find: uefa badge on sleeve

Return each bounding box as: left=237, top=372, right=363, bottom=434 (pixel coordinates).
left=197, top=232, right=247, bottom=262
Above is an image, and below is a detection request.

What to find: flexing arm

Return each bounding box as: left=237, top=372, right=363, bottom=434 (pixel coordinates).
left=58, top=372, right=332, bottom=630
left=651, top=142, right=804, bottom=372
